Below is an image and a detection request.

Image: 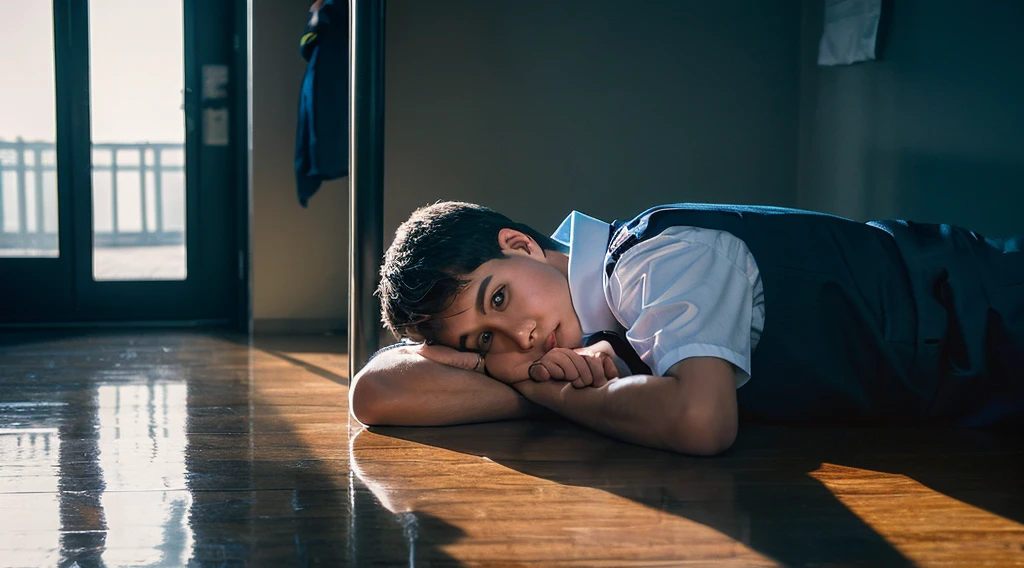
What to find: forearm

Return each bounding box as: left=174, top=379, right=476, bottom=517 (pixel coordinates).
left=515, top=358, right=738, bottom=455
left=517, top=375, right=685, bottom=450
left=349, top=347, right=542, bottom=426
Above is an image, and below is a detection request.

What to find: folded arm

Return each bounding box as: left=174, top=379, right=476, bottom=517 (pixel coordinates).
left=349, top=344, right=545, bottom=426
left=349, top=342, right=738, bottom=455
left=513, top=356, right=738, bottom=455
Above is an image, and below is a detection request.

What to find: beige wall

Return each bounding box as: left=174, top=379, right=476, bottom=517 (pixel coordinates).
left=384, top=0, right=802, bottom=243
left=251, top=0, right=803, bottom=332
left=252, top=0, right=348, bottom=332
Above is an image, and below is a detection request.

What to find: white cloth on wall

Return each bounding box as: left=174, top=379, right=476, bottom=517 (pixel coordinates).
left=818, top=0, right=882, bottom=66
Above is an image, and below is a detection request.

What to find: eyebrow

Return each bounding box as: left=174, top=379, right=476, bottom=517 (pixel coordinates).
left=458, top=274, right=493, bottom=351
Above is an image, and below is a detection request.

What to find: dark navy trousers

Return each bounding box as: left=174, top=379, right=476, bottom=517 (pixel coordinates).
left=871, top=221, right=1024, bottom=426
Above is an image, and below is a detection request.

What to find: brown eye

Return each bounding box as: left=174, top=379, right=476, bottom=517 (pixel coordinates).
left=491, top=286, right=506, bottom=309
left=479, top=332, right=493, bottom=350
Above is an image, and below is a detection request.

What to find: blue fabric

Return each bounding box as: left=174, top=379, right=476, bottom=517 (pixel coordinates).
left=295, top=0, right=349, bottom=207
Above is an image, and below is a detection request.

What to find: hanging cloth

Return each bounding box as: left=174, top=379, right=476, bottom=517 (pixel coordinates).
left=818, top=0, right=882, bottom=66
left=295, top=0, right=349, bottom=206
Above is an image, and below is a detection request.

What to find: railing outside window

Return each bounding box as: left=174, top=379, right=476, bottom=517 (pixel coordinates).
left=0, top=139, right=184, bottom=250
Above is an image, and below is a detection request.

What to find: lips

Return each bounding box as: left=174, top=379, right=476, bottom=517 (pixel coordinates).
left=544, top=329, right=557, bottom=352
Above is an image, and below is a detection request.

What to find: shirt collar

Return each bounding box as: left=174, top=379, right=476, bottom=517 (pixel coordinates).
left=551, top=211, right=622, bottom=336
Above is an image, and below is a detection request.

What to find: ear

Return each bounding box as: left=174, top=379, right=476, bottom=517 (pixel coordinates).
left=496, top=228, right=543, bottom=258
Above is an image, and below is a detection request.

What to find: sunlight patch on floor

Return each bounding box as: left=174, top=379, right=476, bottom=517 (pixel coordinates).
left=809, top=463, right=1024, bottom=566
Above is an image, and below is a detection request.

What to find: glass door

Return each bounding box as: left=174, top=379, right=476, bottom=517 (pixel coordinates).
left=0, top=0, right=74, bottom=321
left=0, top=0, right=245, bottom=325
left=87, top=0, right=189, bottom=283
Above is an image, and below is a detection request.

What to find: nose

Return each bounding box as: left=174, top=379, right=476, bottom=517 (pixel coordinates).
left=503, top=318, right=536, bottom=352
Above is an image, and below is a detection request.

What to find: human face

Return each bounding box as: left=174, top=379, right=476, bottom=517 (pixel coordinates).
left=432, top=229, right=583, bottom=384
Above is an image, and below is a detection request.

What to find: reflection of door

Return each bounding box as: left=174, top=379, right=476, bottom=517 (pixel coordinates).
left=0, top=0, right=246, bottom=325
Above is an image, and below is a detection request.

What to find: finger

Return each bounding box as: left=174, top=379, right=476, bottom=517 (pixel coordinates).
left=602, top=353, right=620, bottom=379
left=548, top=351, right=580, bottom=381
left=535, top=353, right=563, bottom=380
left=585, top=355, right=608, bottom=388
left=544, top=356, right=565, bottom=380
left=529, top=361, right=550, bottom=381
left=417, top=343, right=458, bottom=366
left=604, top=355, right=619, bottom=380
left=418, top=344, right=482, bottom=372
left=569, top=351, right=594, bottom=387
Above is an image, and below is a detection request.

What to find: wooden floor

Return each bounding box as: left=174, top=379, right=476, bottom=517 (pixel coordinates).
left=1, top=331, right=1021, bottom=567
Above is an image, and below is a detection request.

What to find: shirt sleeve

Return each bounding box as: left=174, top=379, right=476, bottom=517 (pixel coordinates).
left=605, top=227, right=761, bottom=387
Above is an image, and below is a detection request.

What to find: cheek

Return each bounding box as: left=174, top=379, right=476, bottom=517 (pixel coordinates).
left=484, top=351, right=535, bottom=384
left=564, top=325, right=584, bottom=349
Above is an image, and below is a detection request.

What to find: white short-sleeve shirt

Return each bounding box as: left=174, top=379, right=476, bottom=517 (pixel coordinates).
left=551, top=211, right=765, bottom=387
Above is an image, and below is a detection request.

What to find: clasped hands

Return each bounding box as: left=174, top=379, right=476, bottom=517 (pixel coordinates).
left=415, top=340, right=624, bottom=389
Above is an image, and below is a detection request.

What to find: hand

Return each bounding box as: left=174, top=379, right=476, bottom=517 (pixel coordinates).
left=527, top=344, right=619, bottom=388
left=511, top=375, right=569, bottom=406
left=414, top=343, right=487, bottom=375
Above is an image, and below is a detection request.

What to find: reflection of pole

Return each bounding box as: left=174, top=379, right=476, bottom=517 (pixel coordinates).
left=349, top=429, right=419, bottom=566
left=348, top=0, right=386, bottom=378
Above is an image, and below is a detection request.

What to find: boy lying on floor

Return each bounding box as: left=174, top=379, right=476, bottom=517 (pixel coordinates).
left=349, top=201, right=1024, bottom=455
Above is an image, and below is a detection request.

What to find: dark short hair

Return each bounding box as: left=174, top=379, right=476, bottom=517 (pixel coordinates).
left=378, top=201, right=558, bottom=342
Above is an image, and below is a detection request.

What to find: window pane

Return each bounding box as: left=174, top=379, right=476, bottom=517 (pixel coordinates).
left=0, top=3, right=60, bottom=258
left=89, top=0, right=186, bottom=281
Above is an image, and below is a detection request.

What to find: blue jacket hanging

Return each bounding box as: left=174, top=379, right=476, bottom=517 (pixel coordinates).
left=295, top=0, right=349, bottom=207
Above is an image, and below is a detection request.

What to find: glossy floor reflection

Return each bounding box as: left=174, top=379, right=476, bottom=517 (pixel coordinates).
left=0, top=331, right=1021, bottom=567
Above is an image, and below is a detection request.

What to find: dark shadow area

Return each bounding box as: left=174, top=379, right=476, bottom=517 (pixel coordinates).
left=874, top=0, right=893, bottom=61
left=362, top=417, right=1023, bottom=567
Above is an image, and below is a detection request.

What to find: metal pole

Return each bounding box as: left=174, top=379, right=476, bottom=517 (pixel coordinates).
left=348, top=0, right=385, bottom=378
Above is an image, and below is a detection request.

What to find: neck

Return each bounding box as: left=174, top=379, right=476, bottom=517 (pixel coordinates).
left=547, top=249, right=570, bottom=280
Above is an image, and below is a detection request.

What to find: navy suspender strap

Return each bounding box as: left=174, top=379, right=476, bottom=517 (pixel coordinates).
left=585, top=331, right=652, bottom=376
